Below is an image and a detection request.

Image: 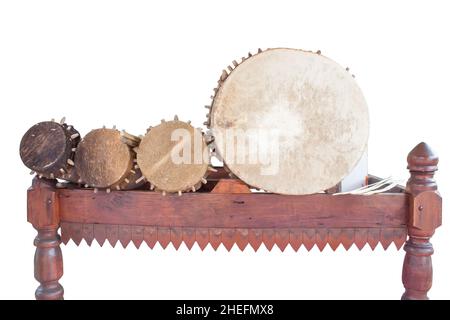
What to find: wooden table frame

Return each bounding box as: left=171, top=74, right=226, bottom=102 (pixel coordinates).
left=27, top=142, right=442, bottom=300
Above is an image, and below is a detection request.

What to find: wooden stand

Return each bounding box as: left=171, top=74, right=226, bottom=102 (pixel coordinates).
left=26, top=142, right=442, bottom=300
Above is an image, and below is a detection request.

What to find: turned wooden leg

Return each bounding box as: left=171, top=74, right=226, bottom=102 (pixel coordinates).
left=401, top=233, right=433, bottom=300
left=34, top=227, right=64, bottom=300
left=402, top=142, right=441, bottom=300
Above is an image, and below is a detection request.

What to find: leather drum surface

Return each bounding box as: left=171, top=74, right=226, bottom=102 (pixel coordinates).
left=210, top=48, right=369, bottom=195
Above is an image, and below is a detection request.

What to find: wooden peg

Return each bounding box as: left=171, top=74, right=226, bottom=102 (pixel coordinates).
left=220, top=70, right=228, bottom=81
left=135, top=176, right=146, bottom=184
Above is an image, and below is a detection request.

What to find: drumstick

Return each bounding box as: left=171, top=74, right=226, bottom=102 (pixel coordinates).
left=333, top=178, right=400, bottom=195
left=362, top=181, right=400, bottom=195
left=346, top=178, right=394, bottom=194
left=332, top=177, right=393, bottom=195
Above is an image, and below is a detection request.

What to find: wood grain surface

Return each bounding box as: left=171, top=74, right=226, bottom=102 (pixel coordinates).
left=58, top=188, right=408, bottom=228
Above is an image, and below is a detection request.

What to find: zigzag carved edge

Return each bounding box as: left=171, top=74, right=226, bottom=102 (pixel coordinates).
left=60, top=222, right=407, bottom=251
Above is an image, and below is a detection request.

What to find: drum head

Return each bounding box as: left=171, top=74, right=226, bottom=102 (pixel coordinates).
left=20, top=121, right=70, bottom=173
left=210, top=48, right=369, bottom=195
left=137, top=120, right=209, bottom=193
left=75, top=128, right=133, bottom=188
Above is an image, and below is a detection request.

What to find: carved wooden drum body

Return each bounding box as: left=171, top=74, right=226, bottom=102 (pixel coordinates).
left=208, top=48, right=369, bottom=195
left=74, top=128, right=144, bottom=192
left=20, top=119, right=81, bottom=182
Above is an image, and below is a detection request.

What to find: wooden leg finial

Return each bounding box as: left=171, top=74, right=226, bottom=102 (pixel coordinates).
left=34, top=227, right=64, bottom=300
left=402, top=142, right=442, bottom=300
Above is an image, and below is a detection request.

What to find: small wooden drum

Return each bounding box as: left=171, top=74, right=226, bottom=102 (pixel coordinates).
left=74, top=128, right=144, bottom=192
left=20, top=119, right=81, bottom=182
left=135, top=117, right=210, bottom=195
left=208, top=48, right=369, bottom=195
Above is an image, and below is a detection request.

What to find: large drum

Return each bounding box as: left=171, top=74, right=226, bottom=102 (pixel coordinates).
left=208, top=48, right=369, bottom=195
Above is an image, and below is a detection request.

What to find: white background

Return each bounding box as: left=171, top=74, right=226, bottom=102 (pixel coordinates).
left=0, top=0, right=448, bottom=299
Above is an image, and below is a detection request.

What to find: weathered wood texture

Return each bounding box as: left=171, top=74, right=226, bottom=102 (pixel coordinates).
left=402, top=142, right=442, bottom=300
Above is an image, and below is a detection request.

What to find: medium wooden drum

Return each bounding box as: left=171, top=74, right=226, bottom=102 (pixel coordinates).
left=20, top=119, right=81, bottom=182
left=136, top=117, right=210, bottom=195
left=208, top=48, right=369, bottom=195
left=74, top=128, right=144, bottom=191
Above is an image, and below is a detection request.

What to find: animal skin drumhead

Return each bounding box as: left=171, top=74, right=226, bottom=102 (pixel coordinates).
left=75, top=128, right=133, bottom=188
left=136, top=120, right=209, bottom=193
left=20, top=121, right=70, bottom=173
left=210, top=48, right=369, bottom=195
